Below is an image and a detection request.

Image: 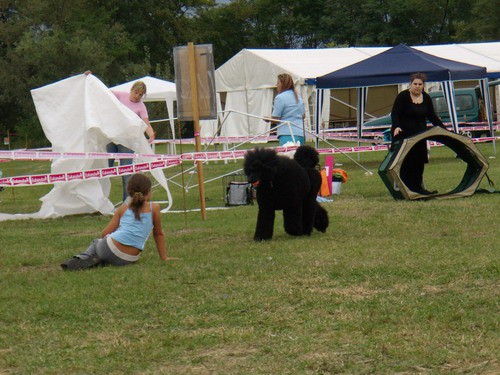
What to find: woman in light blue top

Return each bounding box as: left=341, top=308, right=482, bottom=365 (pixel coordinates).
left=62, top=173, right=176, bottom=269
left=267, top=73, right=306, bottom=146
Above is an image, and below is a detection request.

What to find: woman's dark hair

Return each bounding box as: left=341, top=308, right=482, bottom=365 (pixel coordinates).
left=126, top=173, right=152, bottom=220
left=410, top=72, right=427, bottom=83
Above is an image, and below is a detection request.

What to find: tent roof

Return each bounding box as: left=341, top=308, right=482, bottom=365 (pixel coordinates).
left=215, top=47, right=387, bottom=91
left=316, top=44, right=487, bottom=89
left=417, top=43, right=500, bottom=76
left=111, top=76, right=176, bottom=102
left=215, top=42, right=500, bottom=92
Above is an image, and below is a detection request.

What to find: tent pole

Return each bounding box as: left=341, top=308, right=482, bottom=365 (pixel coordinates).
left=356, top=87, right=367, bottom=162
left=314, top=89, right=324, bottom=148
left=479, top=78, right=496, bottom=156
left=441, top=80, right=459, bottom=133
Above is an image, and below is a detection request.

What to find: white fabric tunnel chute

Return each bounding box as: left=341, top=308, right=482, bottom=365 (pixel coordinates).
left=0, top=74, right=172, bottom=222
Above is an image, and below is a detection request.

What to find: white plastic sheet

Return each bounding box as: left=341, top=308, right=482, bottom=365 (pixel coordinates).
left=0, top=74, right=171, bottom=221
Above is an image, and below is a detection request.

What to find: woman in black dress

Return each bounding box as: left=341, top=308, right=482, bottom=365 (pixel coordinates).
left=391, top=73, right=445, bottom=194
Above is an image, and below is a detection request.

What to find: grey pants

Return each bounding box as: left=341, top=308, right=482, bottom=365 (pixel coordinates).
left=78, top=238, right=138, bottom=266
left=106, top=142, right=133, bottom=202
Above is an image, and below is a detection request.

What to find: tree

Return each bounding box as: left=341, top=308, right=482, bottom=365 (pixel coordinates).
left=0, top=0, right=141, bottom=144
left=454, top=0, right=500, bottom=41
left=0, top=0, right=496, bottom=147
left=191, top=0, right=256, bottom=66
left=0, top=0, right=217, bottom=145
left=100, top=0, right=216, bottom=81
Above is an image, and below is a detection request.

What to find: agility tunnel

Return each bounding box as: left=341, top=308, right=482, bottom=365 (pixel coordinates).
left=379, top=126, right=489, bottom=200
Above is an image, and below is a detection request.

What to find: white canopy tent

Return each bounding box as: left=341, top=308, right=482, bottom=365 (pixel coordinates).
left=111, top=75, right=218, bottom=141
left=215, top=42, right=500, bottom=138
left=215, top=46, right=385, bottom=137
left=111, top=76, right=177, bottom=139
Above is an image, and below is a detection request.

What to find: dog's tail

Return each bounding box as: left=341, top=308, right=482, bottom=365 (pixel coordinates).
left=293, top=145, right=319, bottom=169
left=314, top=203, right=329, bottom=233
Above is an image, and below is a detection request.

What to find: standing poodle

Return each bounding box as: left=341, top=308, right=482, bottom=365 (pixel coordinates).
left=243, top=145, right=329, bottom=241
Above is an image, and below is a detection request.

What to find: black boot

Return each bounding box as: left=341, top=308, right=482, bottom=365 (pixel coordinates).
left=61, top=255, right=103, bottom=270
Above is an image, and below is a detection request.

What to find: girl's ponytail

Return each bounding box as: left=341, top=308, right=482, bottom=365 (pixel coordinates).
left=126, top=173, right=152, bottom=220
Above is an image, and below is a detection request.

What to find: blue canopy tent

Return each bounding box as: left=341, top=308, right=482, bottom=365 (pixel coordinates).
left=314, top=44, right=494, bottom=151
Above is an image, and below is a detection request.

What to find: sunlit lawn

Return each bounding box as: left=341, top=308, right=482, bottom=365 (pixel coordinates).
left=0, top=140, right=498, bottom=374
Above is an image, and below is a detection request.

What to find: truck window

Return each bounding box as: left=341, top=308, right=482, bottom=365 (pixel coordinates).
left=455, top=95, right=473, bottom=111
left=432, top=94, right=474, bottom=112
left=432, top=97, right=448, bottom=113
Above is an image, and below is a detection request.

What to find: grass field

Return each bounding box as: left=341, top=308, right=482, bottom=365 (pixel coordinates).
left=0, top=141, right=499, bottom=374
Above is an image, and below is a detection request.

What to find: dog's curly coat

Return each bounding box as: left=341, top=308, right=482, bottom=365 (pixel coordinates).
left=243, top=145, right=329, bottom=241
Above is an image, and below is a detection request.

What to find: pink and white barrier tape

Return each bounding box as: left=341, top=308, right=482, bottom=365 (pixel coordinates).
left=1, top=137, right=497, bottom=187
left=154, top=135, right=278, bottom=144
left=0, top=159, right=181, bottom=187
left=322, top=123, right=500, bottom=134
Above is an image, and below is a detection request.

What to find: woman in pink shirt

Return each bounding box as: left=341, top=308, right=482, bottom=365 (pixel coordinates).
left=85, top=71, right=155, bottom=201
left=108, top=81, right=156, bottom=201
left=111, top=81, right=155, bottom=142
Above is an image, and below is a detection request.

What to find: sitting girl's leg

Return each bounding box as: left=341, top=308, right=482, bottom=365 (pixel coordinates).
left=61, top=239, right=102, bottom=270
left=96, top=236, right=139, bottom=266
left=75, top=239, right=99, bottom=259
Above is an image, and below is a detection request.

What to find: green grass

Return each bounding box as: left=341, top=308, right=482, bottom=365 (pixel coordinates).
left=0, top=142, right=499, bottom=374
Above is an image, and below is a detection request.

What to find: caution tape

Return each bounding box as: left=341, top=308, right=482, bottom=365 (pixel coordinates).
left=322, top=123, right=500, bottom=134
left=324, top=134, right=499, bottom=145
left=1, top=137, right=498, bottom=187
left=0, top=159, right=181, bottom=187
left=0, top=150, right=160, bottom=161
left=154, top=135, right=278, bottom=144
left=0, top=147, right=290, bottom=163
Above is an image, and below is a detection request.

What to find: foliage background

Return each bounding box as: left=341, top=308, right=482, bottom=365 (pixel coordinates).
left=1, top=0, right=499, bottom=146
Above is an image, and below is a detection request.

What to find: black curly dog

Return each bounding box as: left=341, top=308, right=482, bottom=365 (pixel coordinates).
left=243, top=145, right=329, bottom=241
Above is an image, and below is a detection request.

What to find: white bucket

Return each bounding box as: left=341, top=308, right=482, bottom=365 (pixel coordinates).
left=332, top=181, right=342, bottom=195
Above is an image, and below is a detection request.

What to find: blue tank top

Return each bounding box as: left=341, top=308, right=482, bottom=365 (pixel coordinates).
left=110, top=203, right=154, bottom=250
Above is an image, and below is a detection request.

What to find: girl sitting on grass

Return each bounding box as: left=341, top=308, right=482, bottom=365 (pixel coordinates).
left=62, top=173, right=173, bottom=269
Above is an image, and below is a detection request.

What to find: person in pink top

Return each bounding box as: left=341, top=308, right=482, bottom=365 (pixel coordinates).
left=85, top=71, right=155, bottom=201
